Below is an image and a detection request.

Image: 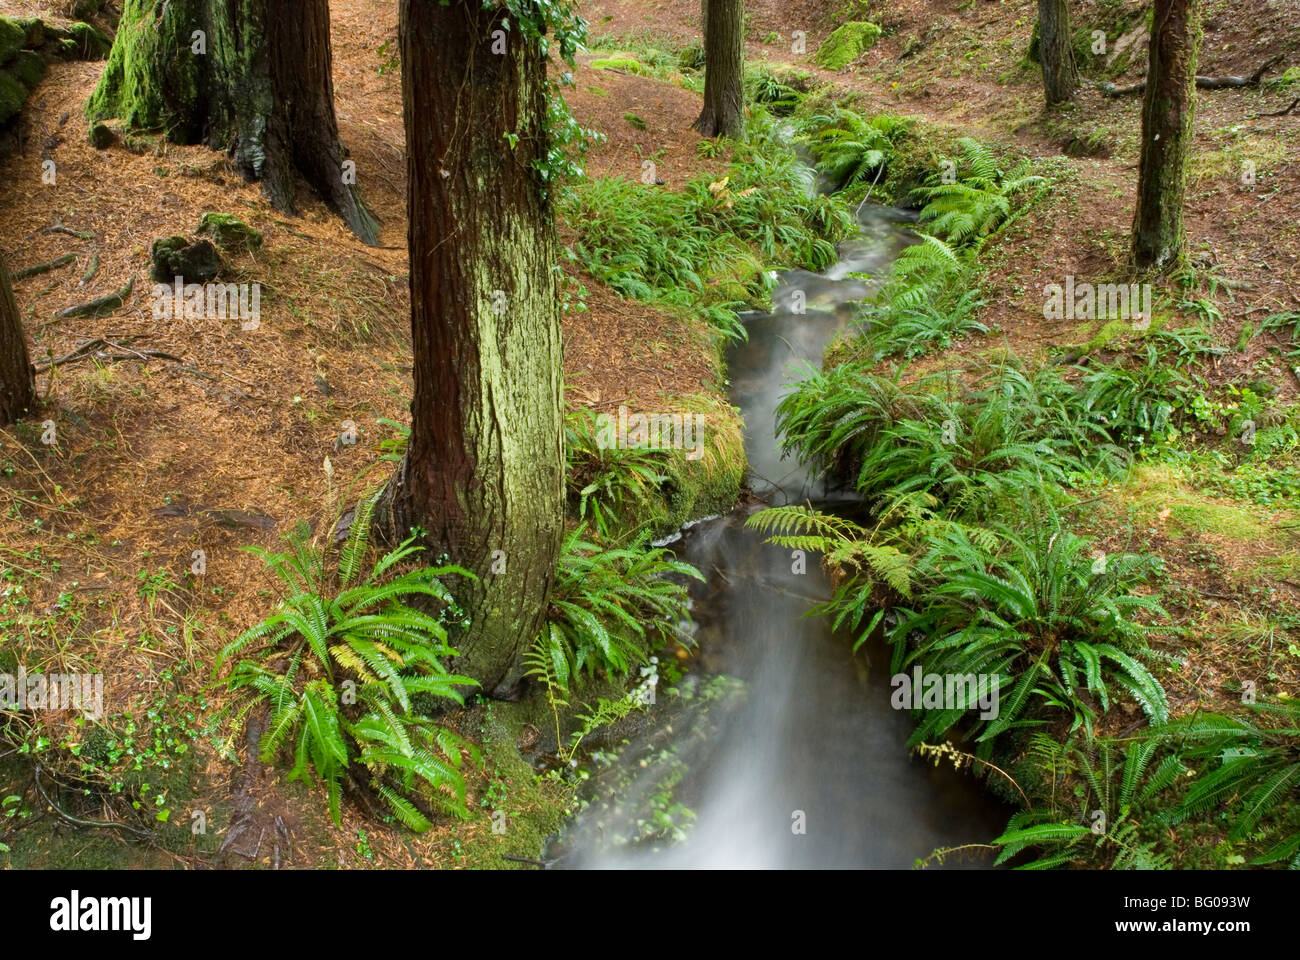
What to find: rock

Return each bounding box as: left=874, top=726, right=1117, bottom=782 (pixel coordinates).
left=0, top=71, right=26, bottom=127
left=814, top=22, right=881, bottom=71
left=150, top=236, right=225, bottom=284
left=9, top=49, right=45, bottom=92
left=88, top=120, right=114, bottom=149
left=15, top=17, right=44, bottom=50
left=73, top=0, right=106, bottom=19
left=48, top=21, right=111, bottom=61
left=0, top=16, right=26, bottom=64
left=197, top=213, right=264, bottom=253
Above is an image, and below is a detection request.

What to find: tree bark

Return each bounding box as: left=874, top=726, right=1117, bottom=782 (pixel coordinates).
left=1038, top=0, right=1079, bottom=107
left=89, top=0, right=379, bottom=244
left=377, top=0, right=565, bottom=699
left=1132, top=0, right=1201, bottom=272
left=694, top=0, right=745, bottom=138
left=0, top=254, right=36, bottom=426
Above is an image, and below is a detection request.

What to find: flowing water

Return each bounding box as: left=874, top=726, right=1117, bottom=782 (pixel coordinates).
left=552, top=205, right=1009, bottom=869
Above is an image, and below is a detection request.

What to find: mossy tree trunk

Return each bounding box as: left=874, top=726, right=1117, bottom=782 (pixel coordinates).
left=1038, top=0, right=1079, bottom=106
left=694, top=0, right=744, bottom=138
left=89, top=0, right=378, bottom=244
left=0, top=254, right=36, bottom=426
left=376, top=0, right=564, bottom=699
left=1132, top=0, right=1201, bottom=271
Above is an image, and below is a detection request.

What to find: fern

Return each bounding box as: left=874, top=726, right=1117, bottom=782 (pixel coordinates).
left=213, top=493, right=480, bottom=830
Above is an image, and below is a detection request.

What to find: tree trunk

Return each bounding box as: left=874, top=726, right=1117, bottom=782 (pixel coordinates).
left=89, top=0, right=379, bottom=244
left=0, top=254, right=36, bottom=426
left=376, top=0, right=565, bottom=699
left=1038, top=0, right=1079, bottom=107
left=1132, top=0, right=1201, bottom=272
left=694, top=0, right=745, bottom=138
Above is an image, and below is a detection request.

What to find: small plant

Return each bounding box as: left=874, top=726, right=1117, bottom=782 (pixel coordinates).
left=376, top=39, right=400, bottom=76
left=214, top=495, right=481, bottom=830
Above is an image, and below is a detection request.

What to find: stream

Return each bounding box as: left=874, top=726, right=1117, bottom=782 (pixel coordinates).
left=552, top=204, right=1009, bottom=869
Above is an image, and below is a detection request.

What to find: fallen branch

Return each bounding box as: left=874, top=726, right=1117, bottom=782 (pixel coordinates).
left=13, top=254, right=76, bottom=280
left=34, top=336, right=183, bottom=373
left=56, top=277, right=134, bottom=319
left=1257, top=96, right=1300, bottom=118
left=1097, top=55, right=1284, bottom=97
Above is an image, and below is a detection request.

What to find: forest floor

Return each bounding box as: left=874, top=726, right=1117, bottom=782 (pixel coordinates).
left=0, top=0, right=1298, bottom=868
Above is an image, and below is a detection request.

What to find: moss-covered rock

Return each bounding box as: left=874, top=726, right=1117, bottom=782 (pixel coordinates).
left=73, top=0, right=108, bottom=19
left=150, top=236, right=224, bottom=283
left=88, top=120, right=115, bottom=149
left=58, top=21, right=112, bottom=60
left=0, top=16, right=27, bottom=63
left=197, top=213, right=264, bottom=253
left=0, top=71, right=26, bottom=126
left=9, top=50, right=46, bottom=92
left=814, top=21, right=881, bottom=71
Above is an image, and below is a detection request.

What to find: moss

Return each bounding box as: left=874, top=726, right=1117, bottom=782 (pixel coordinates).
left=590, top=57, right=652, bottom=76
left=814, top=21, right=881, bottom=71
left=63, top=21, right=112, bottom=60
left=9, top=50, right=45, bottom=92
left=635, top=394, right=746, bottom=538
left=435, top=699, right=571, bottom=868
left=87, top=0, right=205, bottom=137
left=198, top=212, right=264, bottom=252
left=0, top=17, right=26, bottom=63
left=0, top=70, right=27, bottom=127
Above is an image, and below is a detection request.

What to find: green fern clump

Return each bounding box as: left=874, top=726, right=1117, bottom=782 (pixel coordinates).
left=749, top=498, right=1171, bottom=747
left=994, top=733, right=1183, bottom=869
left=1161, top=701, right=1300, bottom=865
left=560, top=124, right=855, bottom=341
left=892, top=514, right=1171, bottom=745
left=532, top=527, right=702, bottom=687
left=776, top=362, right=1122, bottom=520
left=214, top=495, right=480, bottom=831
left=565, top=406, right=672, bottom=540
left=797, top=109, right=911, bottom=191
left=910, top=138, right=1046, bottom=248
left=1083, top=344, right=1190, bottom=448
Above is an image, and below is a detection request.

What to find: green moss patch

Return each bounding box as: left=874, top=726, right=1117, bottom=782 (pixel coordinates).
left=0, top=70, right=27, bottom=126
left=814, top=22, right=881, bottom=71
left=0, top=17, right=26, bottom=64
left=198, top=213, right=264, bottom=252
